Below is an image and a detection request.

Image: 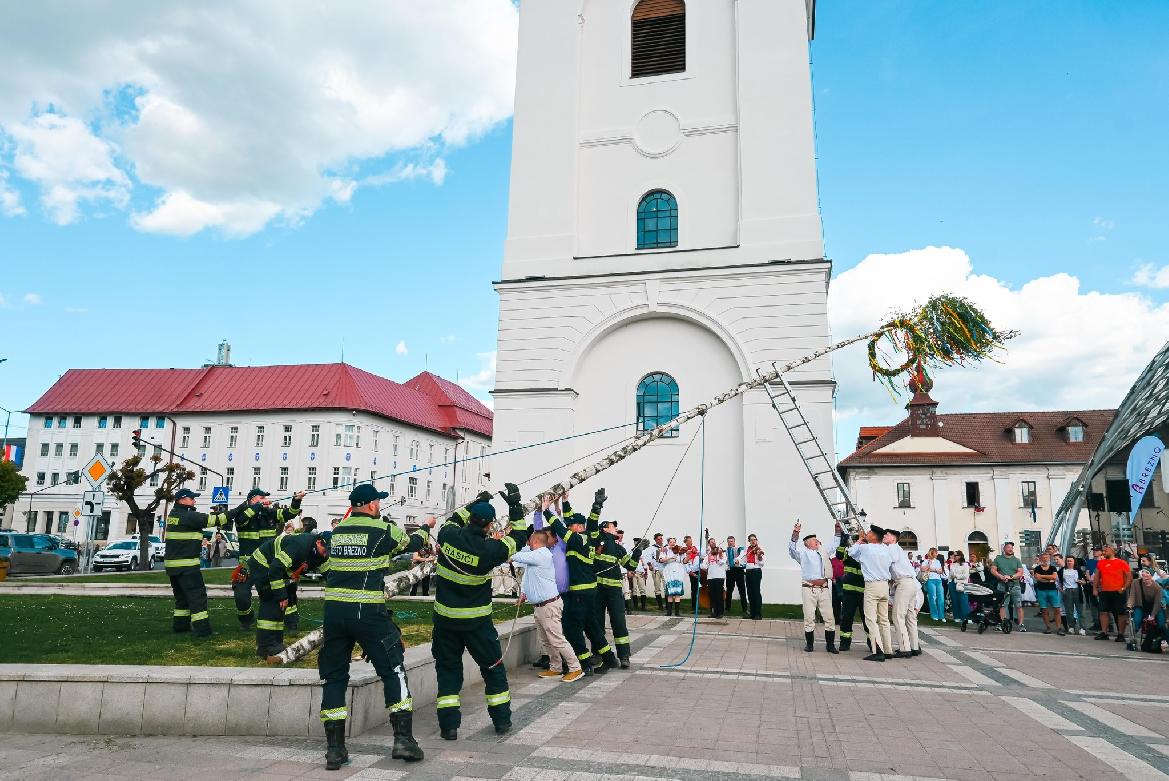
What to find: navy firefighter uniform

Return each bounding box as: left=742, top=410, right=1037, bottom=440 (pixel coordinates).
left=318, top=483, right=432, bottom=769
left=245, top=530, right=329, bottom=657
left=165, top=488, right=245, bottom=636
left=432, top=484, right=531, bottom=740
left=593, top=517, right=643, bottom=668
left=232, top=488, right=303, bottom=627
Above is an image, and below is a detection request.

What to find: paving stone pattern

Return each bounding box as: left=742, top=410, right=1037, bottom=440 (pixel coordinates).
left=2, top=614, right=1168, bottom=780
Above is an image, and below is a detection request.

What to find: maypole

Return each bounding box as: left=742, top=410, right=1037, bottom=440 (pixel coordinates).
left=269, top=293, right=1011, bottom=665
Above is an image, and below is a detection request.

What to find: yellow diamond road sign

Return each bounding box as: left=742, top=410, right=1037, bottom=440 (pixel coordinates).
left=84, top=454, right=111, bottom=487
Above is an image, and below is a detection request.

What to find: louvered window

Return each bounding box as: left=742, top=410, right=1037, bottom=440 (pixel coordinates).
left=631, top=0, right=685, bottom=79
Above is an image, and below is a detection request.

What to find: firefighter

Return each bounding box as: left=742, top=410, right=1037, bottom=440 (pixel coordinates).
left=319, top=484, right=433, bottom=770
left=285, top=516, right=320, bottom=632
left=834, top=521, right=868, bottom=653
left=232, top=488, right=304, bottom=628
left=432, top=484, right=530, bottom=741
left=245, top=529, right=330, bottom=658
left=165, top=488, right=244, bottom=637
left=544, top=489, right=613, bottom=674
left=593, top=518, right=645, bottom=669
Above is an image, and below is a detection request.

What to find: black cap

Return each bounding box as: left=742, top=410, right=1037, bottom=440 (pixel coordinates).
left=600, top=520, right=617, bottom=529
left=247, top=488, right=270, bottom=500
left=882, top=528, right=901, bottom=539
left=175, top=488, right=200, bottom=500
left=349, top=483, right=389, bottom=506
left=802, top=534, right=817, bottom=541
left=870, top=525, right=885, bottom=538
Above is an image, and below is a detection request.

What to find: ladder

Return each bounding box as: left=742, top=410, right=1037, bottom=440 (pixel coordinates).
left=757, top=368, right=864, bottom=536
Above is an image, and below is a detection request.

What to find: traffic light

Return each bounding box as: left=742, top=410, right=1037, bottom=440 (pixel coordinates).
left=131, top=429, right=143, bottom=448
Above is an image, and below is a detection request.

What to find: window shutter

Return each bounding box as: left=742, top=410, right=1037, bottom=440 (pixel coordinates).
left=631, top=0, right=685, bottom=78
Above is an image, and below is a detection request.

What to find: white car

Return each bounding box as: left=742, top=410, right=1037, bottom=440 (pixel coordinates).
left=123, top=535, right=166, bottom=563
left=93, top=540, right=152, bottom=571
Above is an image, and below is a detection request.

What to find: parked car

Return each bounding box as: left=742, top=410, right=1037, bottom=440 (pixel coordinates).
left=50, top=535, right=80, bottom=551
left=0, top=532, right=79, bottom=575
left=123, top=534, right=166, bottom=564
left=92, top=540, right=153, bottom=572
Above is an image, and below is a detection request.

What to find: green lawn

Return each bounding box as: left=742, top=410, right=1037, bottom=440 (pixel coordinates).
left=0, top=595, right=530, bottom=668
left=36, top=568, right=238, bottom=585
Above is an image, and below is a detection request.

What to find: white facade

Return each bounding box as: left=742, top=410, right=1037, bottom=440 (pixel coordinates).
left=493, top=0, right=832, bottom=604
left=12, top=410, right=490, bottom=542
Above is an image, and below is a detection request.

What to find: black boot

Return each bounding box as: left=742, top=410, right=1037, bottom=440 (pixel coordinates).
left=441, top=727, right=458, bottom=741
left=640, top=595, right=648, bottom=611
left=602, top=651, right=619, bottom=669
left=619, top=653, right=630, bottom=669
left=656, top=596, right=664, bottom=611
left=625, top=599, right=634, bottom=613
left=804, top=631, right=815, bottom=652
left=839, top=636, right=851, bottom=652
left=532, top=654, right=550, bottom=670
left=825, top=631, right=838, bottom=654
left=324, top=720, right=348, bottom=770
left=390, top=712, right=424, bottom=762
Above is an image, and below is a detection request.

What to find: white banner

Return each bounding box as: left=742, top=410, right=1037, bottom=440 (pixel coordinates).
left=1127, top=435, right=1164, bottom=526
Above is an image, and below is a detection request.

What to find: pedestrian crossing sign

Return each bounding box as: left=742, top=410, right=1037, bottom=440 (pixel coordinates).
left=211, top=486, right=230, bottom=504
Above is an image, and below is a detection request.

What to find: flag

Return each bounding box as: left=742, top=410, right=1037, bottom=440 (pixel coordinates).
left=1127, top=435, right=1165, bottom=526
left=1, top=444, right=20, bottom=463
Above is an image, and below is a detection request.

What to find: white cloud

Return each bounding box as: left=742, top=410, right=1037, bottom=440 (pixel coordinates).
left=9, top=113, right=129, bottom=224
left=394, top=340, right=408, bottom=356
left=459, top=352, right=496, bottom=394
left=830, top=246, right=1169, bottom=459
left=1132, top=262, right=1169, bottom=289
left=0, top=170, right=24, bottom=216
left=0, top=1, right=518, bottom=235
left=23, top=292, right=41, bottom=305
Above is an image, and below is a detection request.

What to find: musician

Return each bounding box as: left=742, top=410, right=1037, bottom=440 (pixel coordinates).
left=703, top=538, right=728, bottom=619
left=740, top=534, right=766, bottom=620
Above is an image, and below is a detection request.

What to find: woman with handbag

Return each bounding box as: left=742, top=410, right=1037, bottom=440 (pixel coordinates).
left=949, top=551, right=971, bottom=621
left=923, top=549, right=946, bottom=621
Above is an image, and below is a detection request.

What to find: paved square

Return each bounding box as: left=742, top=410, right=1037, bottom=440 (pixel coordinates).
left=2, top=614, right=1168, bottom=780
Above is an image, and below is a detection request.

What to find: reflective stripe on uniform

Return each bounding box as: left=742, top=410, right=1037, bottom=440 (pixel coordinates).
left=285, top=604, right=298, bottom=615
left=165, top=558, right=201, bottom=568
left=500, top=536, right=517, bottom=556
left=843, top=583, right=865, bottom=593
left=389, top=698, right=413, bottom=713
left=567, top=549, right=592, bottom=564
left=435, top=564, right=490, bottom=586
left=269, top=579, right=286, bottom=590
left=191, top=611, right=209, bottom=622
left=251, top=550, right=269, bottom=567
left=238, top=531, right=261, bottom=540
left=324, top=587, right=385, bottom=604
left=484, top=690, right=511, bottom=707
left=436, top=695, right=461, bottom=709
left=433, top=601, right=494, bottom=620
left=597, top=577, right=624, bottom=588
left=259, top=529, right=277, bottom=537
left=320, top=707, right=347, bottom=722
left=238, top=607, right=254, bottom=616
left=615, top=635, right=630, bottom=645
left=165, top=531, right=203, bottom=541
left=568, top=582, right=597, bottom=591
left=327, top=556, right=391, bottom=572
left=256, top=619, right=284, bottom=630
left=595, top=644, right=611, bottom=655
left=578, top=650, right=592, bottom=660
left=594, top=553, right=617, bottom=563
left=173, top=609, right=191, bottom=617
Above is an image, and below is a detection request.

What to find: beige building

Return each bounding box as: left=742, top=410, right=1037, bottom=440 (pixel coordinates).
left=838, top=375, right=1169, bottom=561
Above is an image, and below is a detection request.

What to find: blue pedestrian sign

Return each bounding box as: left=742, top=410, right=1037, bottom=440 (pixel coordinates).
left=211, top=486, right=231, bottom=504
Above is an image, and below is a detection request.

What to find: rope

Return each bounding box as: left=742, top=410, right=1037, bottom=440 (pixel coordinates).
left=660, top=415, right=705, bottom=669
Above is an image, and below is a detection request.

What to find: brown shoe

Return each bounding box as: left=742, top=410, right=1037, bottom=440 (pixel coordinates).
left=561, top=669, right=585, bottom=682
left=538, top=670, right=562, bottom=679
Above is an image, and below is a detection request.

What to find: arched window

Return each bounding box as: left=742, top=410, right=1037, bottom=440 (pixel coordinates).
left=631, top=0, right=686, bottom=78
left=636, top=372, right=680, bottom=437
left=967, top=531, right=988, bottom=544
left=897, top=531, right=918, bottom=551
left=637, top=190, right=678, bottom=249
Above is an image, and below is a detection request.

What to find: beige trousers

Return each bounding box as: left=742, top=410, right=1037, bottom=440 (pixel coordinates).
left=650, top=570, right=665, bottom=598
left=534, top=598, right=580, bottom=673
left=632, top=572, right=647, bottom=597
left=801, top=584, right=834, bottom=631
left=863, top=580, right=893, bottom=654
left=891, top=577, right=920, bottom=652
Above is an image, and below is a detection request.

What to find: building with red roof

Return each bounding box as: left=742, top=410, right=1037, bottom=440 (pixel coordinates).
left=11, top=361, right=493, bottom=543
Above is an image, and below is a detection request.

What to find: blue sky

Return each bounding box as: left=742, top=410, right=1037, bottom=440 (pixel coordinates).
left=1, top=1, right=1167, bottom=453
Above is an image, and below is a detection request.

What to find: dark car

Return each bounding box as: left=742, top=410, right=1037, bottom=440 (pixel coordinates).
left=0, top=532, right=79, bottom=575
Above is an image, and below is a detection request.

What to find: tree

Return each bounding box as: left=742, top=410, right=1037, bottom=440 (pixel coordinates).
left=0, top=460, right=28, bottom=521
left=105, top=454, right=194, bottom=571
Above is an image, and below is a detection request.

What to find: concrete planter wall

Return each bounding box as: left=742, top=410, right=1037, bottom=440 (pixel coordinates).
left=0, top=616, right=538, bottom=738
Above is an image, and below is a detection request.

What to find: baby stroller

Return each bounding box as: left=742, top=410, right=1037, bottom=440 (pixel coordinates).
left=961, top=583, right=1009, bottom=634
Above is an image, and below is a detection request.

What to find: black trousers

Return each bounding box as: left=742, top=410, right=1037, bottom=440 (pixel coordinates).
left=232, top=575, right=256, bottom=626
left=838, top=588, right=868, bottom=642
left=409, top=574, right=431, bottom=596
left=745, top=569, right=763, bottom=619
left=563, top=589, right=611, bottom=664
left=708, top=578, right=725, bottom=618
left=319, top=609, right=411, bottom=725
left=688, top=574, right=700, bottom=609
left=432, top=619, right=510, bottom=731
left=255, top=584, right=286, bottom=655
left=596, top=586, right=630, bottom=660
left=169, top=567, right=211, bottom=636
left=831, top=582, right=844, bottom=625
left=725, top=567, right=747, bottom=613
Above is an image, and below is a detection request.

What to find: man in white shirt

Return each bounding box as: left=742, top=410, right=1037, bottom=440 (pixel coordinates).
left=703, top=539, right=728, bottom=619
left=883, top=527, right=921, bottom=658
left=511, top=529, right=583, bottom=682
left=788, top=521, right=838, bottom=654
left=740, top=534, right=766, bottom=620
left=848, top=526, right=895, bottom=662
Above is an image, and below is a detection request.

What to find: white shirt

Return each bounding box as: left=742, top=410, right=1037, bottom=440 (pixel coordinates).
left=739, top=546, right=765, bottom=570
left=788, top=539, right=829, bottom=581
left=847, top=542, right=895, bottom=583
left=658, top=545, right=677, bottom=565
left=704, top=551, right=727, bottom=579
left=886, top=543, right=915, bottom=580
left=926, top=559, right=945, bottom=580
left=510, top=546, right=558, bottom=604
left=640, top=546, right=659, bottom=573
left=1060, top=567, right=1080, bottom=590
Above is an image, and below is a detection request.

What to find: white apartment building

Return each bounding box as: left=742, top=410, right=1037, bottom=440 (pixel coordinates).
left=11, top=363, right=492, bottom=542
left=492, top=0, right=832, bottom=604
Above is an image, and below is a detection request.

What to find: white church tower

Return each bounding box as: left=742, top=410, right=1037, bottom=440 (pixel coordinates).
left=492, top=0, right=832, bottom=603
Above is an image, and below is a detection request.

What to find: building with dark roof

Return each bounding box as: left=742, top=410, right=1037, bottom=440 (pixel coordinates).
left=9, top=362, right=492, bottom=541
left=836, top=373, right=1161, bottom=559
